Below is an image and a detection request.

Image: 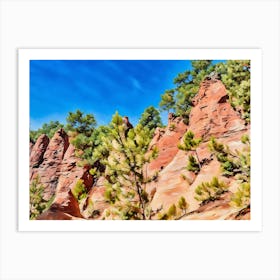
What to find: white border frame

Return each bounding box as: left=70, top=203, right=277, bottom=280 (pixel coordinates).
left=18, top=48, right=262, bottom=232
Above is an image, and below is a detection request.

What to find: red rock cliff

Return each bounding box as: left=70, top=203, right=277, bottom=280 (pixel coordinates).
left=30, top=129, right=69, bottom=200
left=145, top=79, right=249, bottom=219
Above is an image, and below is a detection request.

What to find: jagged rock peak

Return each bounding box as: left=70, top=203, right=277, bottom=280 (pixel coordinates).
left=204, top=71, right=221, bottom=82
left=167, top=112, right=176, bottom=124
left=30, top=134, right=49, bottom=170
left=37, top=143, right=94, bottom=220
left=30, top=128, right=70, bottom=200
left=189, top=80, right=246, bottom=139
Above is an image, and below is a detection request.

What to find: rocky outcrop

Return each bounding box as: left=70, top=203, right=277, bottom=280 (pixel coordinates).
left=29, top=141, right=35, bottom=155
left=147, top=113, right=188, bottom=175
left=189, top=80, right=246, bottom=139
left=30, top=78, right=250, bottom=220
left=30, top=129, right=69, bottom=200
left=51, top=144, right=92, bottom=216
left=145, top=78, right=250, bottom=219
left=36, top=143, right=94, bottom=220
left=29, top=134, right=49, bottom=178
left=82, top=177, right=109, bottom=219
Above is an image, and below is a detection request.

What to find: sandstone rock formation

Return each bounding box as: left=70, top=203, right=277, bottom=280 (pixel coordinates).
left=189, top=80, right=246, bottom=139
left=37, top=144, right=93, bottom=219
left=147, top=113, right=187, bottom=175
left=29, top=78, right=250, bottom=220
left=145, top=79, right=249, bottom=219
left=29, top=134, right=49, bottom=178
left=82, top=177, right=109, bottom=219
left=30, top=129, right=69, bottom=200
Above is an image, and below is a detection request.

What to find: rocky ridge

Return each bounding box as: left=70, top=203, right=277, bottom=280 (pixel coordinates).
left=30, top=79, right=250, bottom=220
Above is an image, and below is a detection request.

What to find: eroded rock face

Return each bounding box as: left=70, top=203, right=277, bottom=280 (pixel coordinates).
left=51, top=144, right=93, bottom=217
left=147, top=113, right=188, bottom=175
left=36, top=195, right=82, bottom=220
left=29, top=141, right=35, bottom=155
left=29, top=129, right=96, bottom=220
left=30, top=78, right=250, bottom=220
left=82, top=177, right=109, bottom=219
left=189, top=80, right=246, bottom=139
left=146, top=79, right=250, bottom=219
left=30, top=129, right=69, bottom=200
left=37, top=144, right=94, bottom=219
left=29, top=134, right=49, bottom=179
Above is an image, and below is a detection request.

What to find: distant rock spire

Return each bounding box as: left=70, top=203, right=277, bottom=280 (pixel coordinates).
left=204, top=71, right=221, bottom=81
left=123, top=116, right=133, bottom=136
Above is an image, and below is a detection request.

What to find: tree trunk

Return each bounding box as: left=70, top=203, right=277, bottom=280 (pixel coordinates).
left=194, top=150, right=202, bottom=170
left=136, top=181, right=146, bottom=220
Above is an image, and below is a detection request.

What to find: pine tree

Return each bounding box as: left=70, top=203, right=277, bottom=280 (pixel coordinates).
left=66, top=109, right=96, bottom=136
left=167, top=204, right=177, bottom=217
left=29, top=176, right=53, bottom=219
left=215, top=60, right=250, bottom=123
left=177, top=196, right=188, bottom=215
left=178, top=130, right=202, bottom=171
left=71, top=179, right=87, bottom=202
left=159, top=89, right=175, bottom=113
left=158, top=204, right=177, bottom=220
left=208, top=137, right=250, bottom=179
left=187, top=155, right=200, bottom=173
left=230, top=182, right=250, bottom=209
left=71, top=125, right=110, bottom=168
left=158, top=197, right=189, bottom=220
left=194, top=177, right=228, bottom=205
left=100, top=112, right=158, bottom=220
left=159, top=60, right=214, bottom=123
left=138, top=106, right=163, bottom=136
left=208, top=135, right=251, bottom=209
left=159, top=59, right=250, bottom=124
left=30, top=121, right=64, bottom=142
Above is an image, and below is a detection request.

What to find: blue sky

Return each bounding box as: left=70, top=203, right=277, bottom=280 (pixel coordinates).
left=30, top=60, right=220, bottom=129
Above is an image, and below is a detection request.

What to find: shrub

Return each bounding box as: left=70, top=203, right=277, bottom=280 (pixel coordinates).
left=169, top=123, right=176, bottom=131
left=158, top=197, right=189, bottom=220
left=178, top=131, right=202, bottom=152
left=66, top=109, right=96, bottom=136
left=187, top=155, right=200, bottom=173
left=180, top=174, right=187, bottom=180
left=221, top=160, right=240, bottom=177
left=29, top=176, right=52, bottom=219
left=158, top=213, right=169, bottom=220
left=167, top=204, right=177, bottom=217
left=241, top=134, right=250, bottom=144
left=158, top=204, right=177, bottom=220
left=208, top=137, right=247, bottom=178
left=177, top=196, right=188, bottom=214
left=179, top=130, right=202, bottom=171
left=30, top=121, right=64, bottom=142
left=195, top=177, right=228, bottom=205
left=230, top=182, right=250, bottom=209
left=71, top=179, right=87, bottom=202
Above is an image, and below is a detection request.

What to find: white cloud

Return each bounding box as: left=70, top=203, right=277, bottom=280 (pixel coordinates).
left=130, top=77, right=142, bottom=91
